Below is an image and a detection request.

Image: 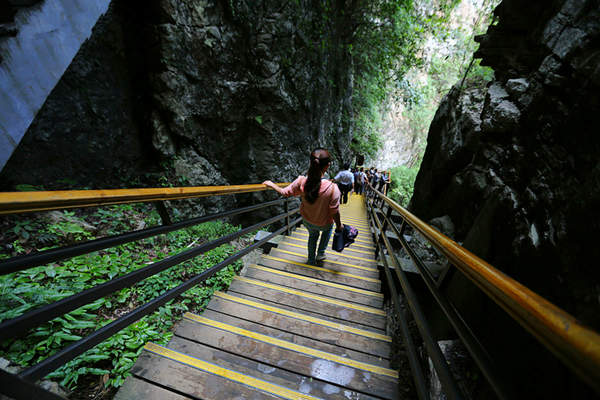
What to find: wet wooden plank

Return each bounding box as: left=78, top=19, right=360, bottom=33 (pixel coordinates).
left=207, top=293, right=391, bottom=358
left=176, top=316, right=399, bottom=400
left=244, top=264, right=383, bottom=308
left=223, top=290, right=386, bottom=335
left=227, top=278, right=386, bottom=330
left=200, top=307, right=389, bottom=366
left=114, top=376, right=192, bottom=400
left=170, top=330, right=380, bottom=400
left=168, top=336, right=380, bottom=400
left=260, top=255, right=381, bottom=292
left=129, top=350, right=282, bottom=400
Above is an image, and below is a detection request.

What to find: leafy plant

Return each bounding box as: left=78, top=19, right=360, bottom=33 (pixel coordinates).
left=0, top=205, right=248, bottom=393
left=15, top=184, right=41, bottom=192
left=389, top=165, right=419, bottom=207
left=391, top=0, right=499, bottom=166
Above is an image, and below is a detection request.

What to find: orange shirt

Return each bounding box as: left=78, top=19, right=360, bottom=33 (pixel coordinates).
left=281, top=176, right=340, bottom=226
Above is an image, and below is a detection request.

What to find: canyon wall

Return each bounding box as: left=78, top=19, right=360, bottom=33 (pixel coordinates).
left=411, top=0, right=599, bottom=397
left=0, top=0, right=354, bottom=207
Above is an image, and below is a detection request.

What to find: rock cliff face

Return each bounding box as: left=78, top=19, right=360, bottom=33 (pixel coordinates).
left=0, top=0, right=353, bottom=200
left=411, top=0, right=599, bottom=397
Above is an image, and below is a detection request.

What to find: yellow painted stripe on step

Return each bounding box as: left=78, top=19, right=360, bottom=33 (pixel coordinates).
left=292, top=232, right=374, bottom=250
left=283, top=236, right=374, bottom=255
left=341, top=221, right=370, bottom=227
left=214, top=291, right=391, bottom=342
left=183, top=313, right=399, bottom=379
left=235, top=275, right=386, bottom=316
left=341, top=218, right=370, bottom=225
left=342, top=217, right=368, bottom=221
left=279, top=241, right=376, bottom=262
left=144, top=342, right=320, bottom=400
left=342, top=223, right=370, bottom=229
left=248, top=264, right=383, bottom=298
left=263, top=255, right=380, bottom=283
left=341, top=216, right=369, bottom=222
left=273, top=249, right=378, bottom=273
left=295, top=229, right=374, bottom=245
left=341, top=215, right=369, bottom=222
left=283, top=236, right=375, bottom=256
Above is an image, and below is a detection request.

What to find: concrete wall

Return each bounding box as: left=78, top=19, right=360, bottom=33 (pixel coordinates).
left=0, top=0, right=111, bottom=170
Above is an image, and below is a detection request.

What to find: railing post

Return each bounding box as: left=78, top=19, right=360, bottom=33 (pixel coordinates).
left=154, top=201, right=172, bottom=225
left=0, top=370, right=65, bottom=400
left=285, top=198, right=291, bottom=236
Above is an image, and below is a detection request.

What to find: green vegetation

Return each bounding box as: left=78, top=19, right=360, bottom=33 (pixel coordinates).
left=382, top=0, right=499, bottom=205
left=395, top=0, right=499, bottom=168
left=388, top=165, right=419, bottom=207
left=0, top=204, right=247, bottom=391
left=227, top=0, right=459, bottom=159
left=347, top=0, right=460, bottom=158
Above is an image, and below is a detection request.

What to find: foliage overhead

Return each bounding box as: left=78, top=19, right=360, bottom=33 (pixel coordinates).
left=227, top=0, right=459, bottom=159
left=345, top=0, right=460, bottom=158
left=394, top=0, right=499, bottom=168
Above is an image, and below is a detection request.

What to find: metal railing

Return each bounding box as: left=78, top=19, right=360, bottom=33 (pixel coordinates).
left=0, top=184, right=301, bottom=400
left=364, top=184, right=600, bottom=400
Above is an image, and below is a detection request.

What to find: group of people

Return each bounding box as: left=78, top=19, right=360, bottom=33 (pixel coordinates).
left=334, top=165, right=390, bottom=203
left=262, top=148, right=390, bottom=266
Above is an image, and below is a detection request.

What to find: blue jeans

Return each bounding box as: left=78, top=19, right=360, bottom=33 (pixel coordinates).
left=303, top=219, right=333, bottom=265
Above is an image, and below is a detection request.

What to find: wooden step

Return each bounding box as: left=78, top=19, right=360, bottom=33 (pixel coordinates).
left=290, top=232, right=375, bottom=250
left=128, top=344, right=287, bottom=399
left=270, top=247, right=378, bottom=277
left=340, top=219, right=371, bottom=227
left=200, top=307, right=389, bottom=367
left=294, top=227, right=374, bottom=245
left=245, top=264, right=383, bottom=308
left=227, top=276, right=387, bottom=330
left=275, top=242, right=377, bottom=267
left=114, top=376, right=192, bottom=400
left=179, top=313, right=399, bottom=399
left=222, top=289, right=386, bottom=335
left=260, top=254, right=381, bottom=292
left=167, top=335, right=378, bottom=400
left=206, top=292, right=391, bottom=359
left=283, top=235, right=375, bottom=257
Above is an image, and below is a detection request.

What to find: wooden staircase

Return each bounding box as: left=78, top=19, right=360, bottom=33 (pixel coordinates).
left=115, top=195, right=398, bottom=399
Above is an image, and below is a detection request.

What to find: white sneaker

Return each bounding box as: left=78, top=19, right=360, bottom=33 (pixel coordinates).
left=316, top=254, right=326, bottom=262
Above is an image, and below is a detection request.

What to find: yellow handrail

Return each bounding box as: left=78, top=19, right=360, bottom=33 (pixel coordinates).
left=0, top=183, right=289, bottom=215
left=371, top=188, right=600, bottom=393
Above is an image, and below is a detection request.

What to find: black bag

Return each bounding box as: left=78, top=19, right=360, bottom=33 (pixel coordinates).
left=332, top=225, right=359, bottom=252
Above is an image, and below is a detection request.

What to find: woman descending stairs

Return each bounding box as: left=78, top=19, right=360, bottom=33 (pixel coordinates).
left=115, top=195, right=399, bottom=399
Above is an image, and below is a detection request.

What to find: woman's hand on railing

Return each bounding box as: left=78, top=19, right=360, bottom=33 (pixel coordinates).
left=262, top=180, right=285, bottom=196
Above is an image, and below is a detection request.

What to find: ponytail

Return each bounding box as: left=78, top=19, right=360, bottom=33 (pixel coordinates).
left=304, top=148, right=330, bottom=204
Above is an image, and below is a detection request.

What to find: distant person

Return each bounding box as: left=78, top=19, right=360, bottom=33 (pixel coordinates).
left=359, top=168, right=367, bottom=194
left=353, top=168, right=362, bottom=194
left=371, top=168, right=380, bottom=187
left=262, top=148, right=342, bottom=265
left=379, top=171, right=390, bottom=193
left=334, top=163, right=354, bottom=204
